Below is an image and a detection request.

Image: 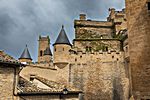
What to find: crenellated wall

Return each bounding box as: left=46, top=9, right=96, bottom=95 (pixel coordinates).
left=69, top=51, right=129, bottom=100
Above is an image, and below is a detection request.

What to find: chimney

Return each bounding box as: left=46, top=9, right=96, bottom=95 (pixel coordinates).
left=79, top=14, right=86, bottom=20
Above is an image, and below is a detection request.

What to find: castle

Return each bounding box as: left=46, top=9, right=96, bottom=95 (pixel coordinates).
left=19, top=8, right=129, bottom=100
left=0, top=0, right=150, bottom=99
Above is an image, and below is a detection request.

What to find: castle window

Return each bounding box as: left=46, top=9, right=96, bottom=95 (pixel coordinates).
left=112, top=56, right=114, bottom=58
left=86, top=46, right=88, bottom=52
left=106, top=47, right=108, bottom=51
left=80, top=56, right=82, bottom=58
left=40, top=50, right=43, bottom=56
left=63, top=48, right=64, bottom=51
left=117, top=58, right=119, bottom=61
left=89, top=47, right=92, bottom=52
left=55, top=48, right=56, bottom=51
left=148, top=2, right=150, bottom=10
left=75, top=58, right=77, bottom=62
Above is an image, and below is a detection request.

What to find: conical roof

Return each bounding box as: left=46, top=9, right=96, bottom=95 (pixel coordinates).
left=53, top=25, right=71, bottom=46
left=44, top=47, right=52, bottom=56
left=19, top=45, right=32, bottom=60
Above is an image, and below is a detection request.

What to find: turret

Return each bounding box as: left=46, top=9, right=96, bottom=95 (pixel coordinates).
left=53, top=25, right=71, bottom=68
left=38, top=36, right=52, bottom=63
left=19, top=45, right=32, bottom=63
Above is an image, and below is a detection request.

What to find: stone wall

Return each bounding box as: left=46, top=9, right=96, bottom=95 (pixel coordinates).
left=54, top=44, right=71, bottom=64
left=20, top=65, right=57, bottom=81
left=0, top=66, right=15, bottom=99
left=74, top=39, right=121, bottom=52
left=126, top=0, right=150, bottom=98
left=69, top=51, right=129, bottom=100
left=74, top=20, right=114, bottom=39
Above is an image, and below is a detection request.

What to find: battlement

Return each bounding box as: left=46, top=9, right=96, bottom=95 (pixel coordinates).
left=74, top=19, right=113, bottom=28
left=107, top=8, right=126, bottom=22
left=69, top=49, right=124, bottom=63
left=70, top=49, right=123, bottom=55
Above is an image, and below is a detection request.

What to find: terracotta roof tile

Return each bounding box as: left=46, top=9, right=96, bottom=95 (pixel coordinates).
left=0, top=50, right=22, bottom=65
left=18, top=76, right=81, bottom=94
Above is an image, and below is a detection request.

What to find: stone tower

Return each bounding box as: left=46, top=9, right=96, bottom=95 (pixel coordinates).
left=53, top=25, right=71, bottom=68
left=126, top=0, right=150, bottom=99
left=19, top=45, right=32, bottom=63
left=38, top=36, right=52, bottom=63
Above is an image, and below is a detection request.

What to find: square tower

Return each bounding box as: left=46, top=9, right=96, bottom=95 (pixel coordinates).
left=38, top=36, right=52, bottom=63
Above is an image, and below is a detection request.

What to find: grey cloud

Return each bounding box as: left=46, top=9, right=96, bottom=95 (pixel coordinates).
left=0, top=0, right=125, bottom=61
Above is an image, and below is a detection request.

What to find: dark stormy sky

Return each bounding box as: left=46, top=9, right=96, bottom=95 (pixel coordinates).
left=0, top=0, right=125, bottom=62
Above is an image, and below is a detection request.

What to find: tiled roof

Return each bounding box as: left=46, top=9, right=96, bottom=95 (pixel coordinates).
left=35, top=76, right=80, bottom=92
left=17, top=76, right=81, bottom=95
left=18, top=76, right=40, bottom=93
left=0, top=50, right=22, bottom=65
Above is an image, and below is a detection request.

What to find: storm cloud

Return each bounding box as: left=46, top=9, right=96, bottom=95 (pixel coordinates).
left=0, top=0, right=125, bottom=61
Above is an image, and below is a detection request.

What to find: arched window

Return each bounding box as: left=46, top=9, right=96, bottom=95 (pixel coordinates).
left=40, top=50, right=43, bottom=56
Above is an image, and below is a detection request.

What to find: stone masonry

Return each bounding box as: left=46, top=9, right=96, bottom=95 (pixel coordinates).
left=126, top=0, right=150, bottom=99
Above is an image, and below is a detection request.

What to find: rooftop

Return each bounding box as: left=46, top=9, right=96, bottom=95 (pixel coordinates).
left=17, top=76, right=81, bottom=95
left=53, top=25, right=71, bottom=46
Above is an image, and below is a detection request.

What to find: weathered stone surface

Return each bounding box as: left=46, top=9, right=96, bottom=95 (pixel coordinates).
left=0, top=67, right=15, bottom=99
left=126, top=0, right=150, bottom=98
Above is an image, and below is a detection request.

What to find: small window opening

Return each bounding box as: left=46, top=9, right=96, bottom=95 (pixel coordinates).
left=117, top=58, right=119, bottom=61
left=106, top=47, right=108, bottom=51
left=148, top=2, right=150, bottom=10
left=112, top=56, right=114, bottom=58
left=63, top=48, right=64, bottom=51
left=75, top=58, right=77, bottom=62
left=40, top=51, right=43, bottom=56
left=89, top=47, right=92, bottom=52
left=86, top=46, right=88, bottom=52
left=55, top=48, right=56, bottom=51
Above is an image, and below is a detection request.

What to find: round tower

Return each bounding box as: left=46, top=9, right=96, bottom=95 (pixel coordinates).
left=19, top=45, right=32, bottom=63
left=53, top=25, right=71, bottom=68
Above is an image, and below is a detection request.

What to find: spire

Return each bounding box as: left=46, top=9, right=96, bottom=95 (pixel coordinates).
left=53, top=25, right=71, bottom=46
left=19, top=45, right=32, bottom=60
left=44, top=47, right=52, bottom=56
